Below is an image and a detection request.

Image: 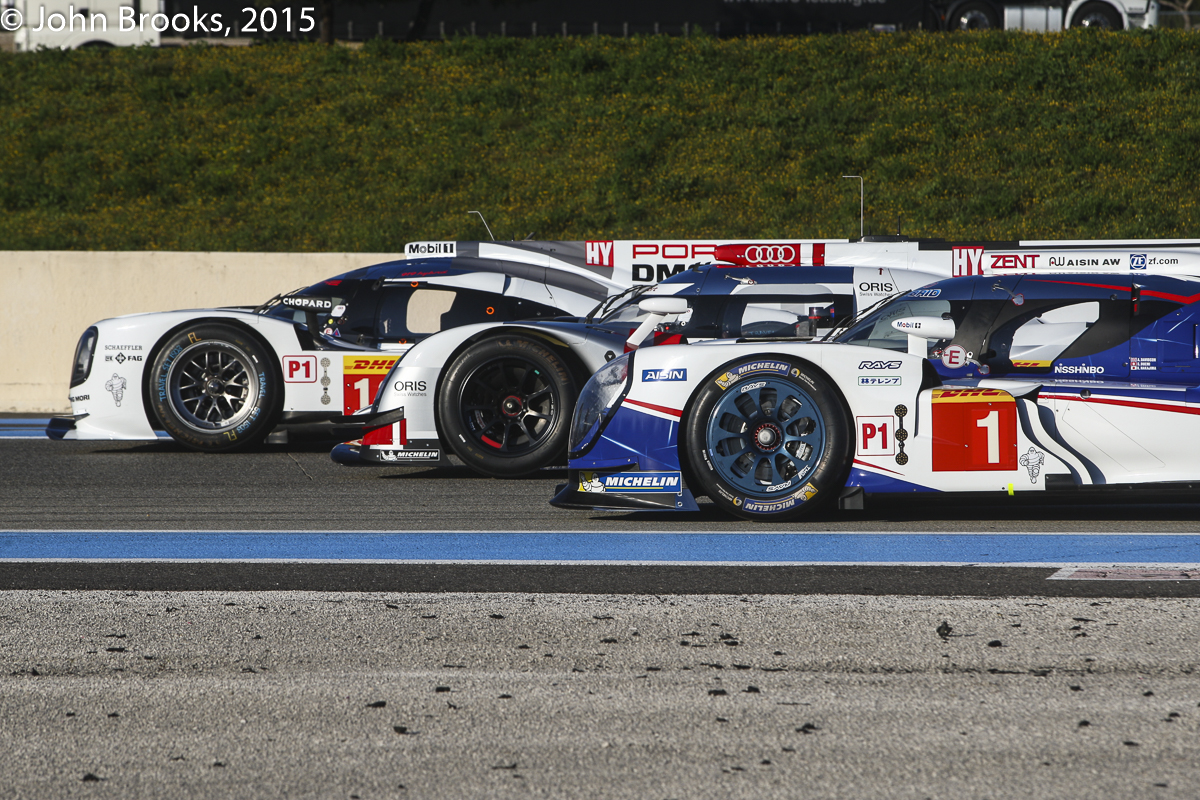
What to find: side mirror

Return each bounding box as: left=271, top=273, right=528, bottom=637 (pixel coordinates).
left=638, top=297, right=689, bottom=315
left=626, top=297, right=690, bottom=350
left=891, top=316, right=956, bottom=357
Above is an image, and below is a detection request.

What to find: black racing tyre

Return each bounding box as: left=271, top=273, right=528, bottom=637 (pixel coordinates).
left=684, top=358, right=852, bottom=522
left=1071, top=2, right=1122, bottom=28
left=438, top=335, right=578, bottom=477
left=948, top=1, right=999, bottom=29
left=148, top=322, right=280, bottom=452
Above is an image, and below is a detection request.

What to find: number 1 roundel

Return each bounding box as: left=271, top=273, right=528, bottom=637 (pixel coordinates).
left=931, top=388, right=1017, bottom=471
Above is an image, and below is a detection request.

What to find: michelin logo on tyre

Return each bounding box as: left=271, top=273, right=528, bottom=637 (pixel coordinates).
left=742, top=483, right=819, bottom=514
left=715, top=361, right=791, bottom=390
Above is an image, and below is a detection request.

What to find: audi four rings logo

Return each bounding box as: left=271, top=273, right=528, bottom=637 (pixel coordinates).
left=743, top=245, right=796, bottom=264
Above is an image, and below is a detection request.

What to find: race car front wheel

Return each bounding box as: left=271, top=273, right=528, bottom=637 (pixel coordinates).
left=684, top=358, right=852, bottom=522
left=438, top=335, right=577, bottom=477
left=148, top=322, right=280, bottom=452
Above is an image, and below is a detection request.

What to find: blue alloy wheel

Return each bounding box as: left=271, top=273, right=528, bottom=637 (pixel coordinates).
left=685, top=358, right=851, bottom=521
left=705, top=377, right=826, bottom=496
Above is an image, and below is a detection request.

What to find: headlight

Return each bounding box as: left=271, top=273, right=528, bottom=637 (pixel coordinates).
left=568, top=351, right=634, bottom=456
left=70, top=327, right=98, bottom=388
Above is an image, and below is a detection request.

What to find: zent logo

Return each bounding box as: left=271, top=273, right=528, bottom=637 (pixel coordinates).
left=643, top=369, right=687, bottom=382
left=283, top=355, right=317, bottom=383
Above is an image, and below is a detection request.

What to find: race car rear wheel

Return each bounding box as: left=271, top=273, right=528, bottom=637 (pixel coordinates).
left=684, top=359, right=852, bottom=522
left=1070, top=1, right=1122, bottom=28
left=438, top=335, right=577, bottom=477
left=148, top=322, right=280, bottom=452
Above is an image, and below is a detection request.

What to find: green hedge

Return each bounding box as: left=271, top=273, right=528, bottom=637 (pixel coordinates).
left=1, top=31, right=1198, bottom=250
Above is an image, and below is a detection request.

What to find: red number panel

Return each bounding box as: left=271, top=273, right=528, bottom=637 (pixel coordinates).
left=931, top=388, right=1018, bottom=472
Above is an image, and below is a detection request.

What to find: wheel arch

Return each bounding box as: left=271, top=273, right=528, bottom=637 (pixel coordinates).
left=140, top=316, right=284, bottom=433
left=941, top=0, right=1004, bottom=29
left=1063, top=0, right=1129, bottom=28
left=675, top=352, right=854, bottom=501
left=429, top=325, right=591, bottom=444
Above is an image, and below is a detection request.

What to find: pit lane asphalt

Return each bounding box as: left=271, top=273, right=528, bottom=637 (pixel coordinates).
left=4, top=439, right=1200, bottom=596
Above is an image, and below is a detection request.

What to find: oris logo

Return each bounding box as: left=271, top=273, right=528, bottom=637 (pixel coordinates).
left=394, top=380, right=428, bottom=392
left=858, top=281, right=895, bottom=293
left=859, top=360, right=902, bottom=370
left=743, top=245, right=797, bottom=264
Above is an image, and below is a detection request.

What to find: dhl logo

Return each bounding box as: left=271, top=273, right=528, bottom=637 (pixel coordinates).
left=933, top=388, right=1015, bottom=403
left=1011, top=360, right=1051, bottom=368
left=343, top=356, right=399, bottom=374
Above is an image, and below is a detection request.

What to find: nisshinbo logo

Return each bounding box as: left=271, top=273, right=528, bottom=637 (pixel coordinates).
left=643, top=369, right=687, bottom=382
left=1054, top=364, right=1105, bottom=374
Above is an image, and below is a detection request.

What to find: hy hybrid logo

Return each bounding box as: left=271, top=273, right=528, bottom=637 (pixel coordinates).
left=643, top=369, right=687, bottom=382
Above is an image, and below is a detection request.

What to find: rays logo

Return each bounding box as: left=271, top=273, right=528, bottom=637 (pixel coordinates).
left=642, top=369, right=687, bottom=382
left=859, top=360, right=902, bottom=370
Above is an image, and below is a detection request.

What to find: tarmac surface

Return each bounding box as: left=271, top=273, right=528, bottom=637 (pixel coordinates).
left=3, top=436, right=1200, bottom=797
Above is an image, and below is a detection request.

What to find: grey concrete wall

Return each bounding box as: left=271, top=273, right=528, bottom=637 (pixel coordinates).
left=3, top=251, right=400, bottom=413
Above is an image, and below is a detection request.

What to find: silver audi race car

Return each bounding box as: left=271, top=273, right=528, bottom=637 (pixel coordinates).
left=333, top=263, right=941, bottom=475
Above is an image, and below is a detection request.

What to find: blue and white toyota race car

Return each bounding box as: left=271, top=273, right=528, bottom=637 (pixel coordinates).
left=552, top=273, right=1200, bottom=520
left=335, top=262, right=940, bottom=476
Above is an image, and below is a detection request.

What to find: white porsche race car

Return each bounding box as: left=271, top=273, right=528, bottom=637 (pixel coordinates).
left=50, top=242, right=626, bottom=451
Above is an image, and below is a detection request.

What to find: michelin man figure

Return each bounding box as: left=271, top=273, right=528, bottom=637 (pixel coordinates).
left=105, top=373, right=127, bottom=407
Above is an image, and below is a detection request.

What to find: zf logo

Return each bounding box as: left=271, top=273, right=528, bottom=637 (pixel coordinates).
left=1130, top=253, right=1147, bottom=270
left=859, top=360, right=902, bottom=370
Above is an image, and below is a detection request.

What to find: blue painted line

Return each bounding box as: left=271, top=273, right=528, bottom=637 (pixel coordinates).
left=0, top=419, right=171, bottom=439
left=2, top=531, right=1200, bottom=565
left=0, top=418, right=54, bottom=438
